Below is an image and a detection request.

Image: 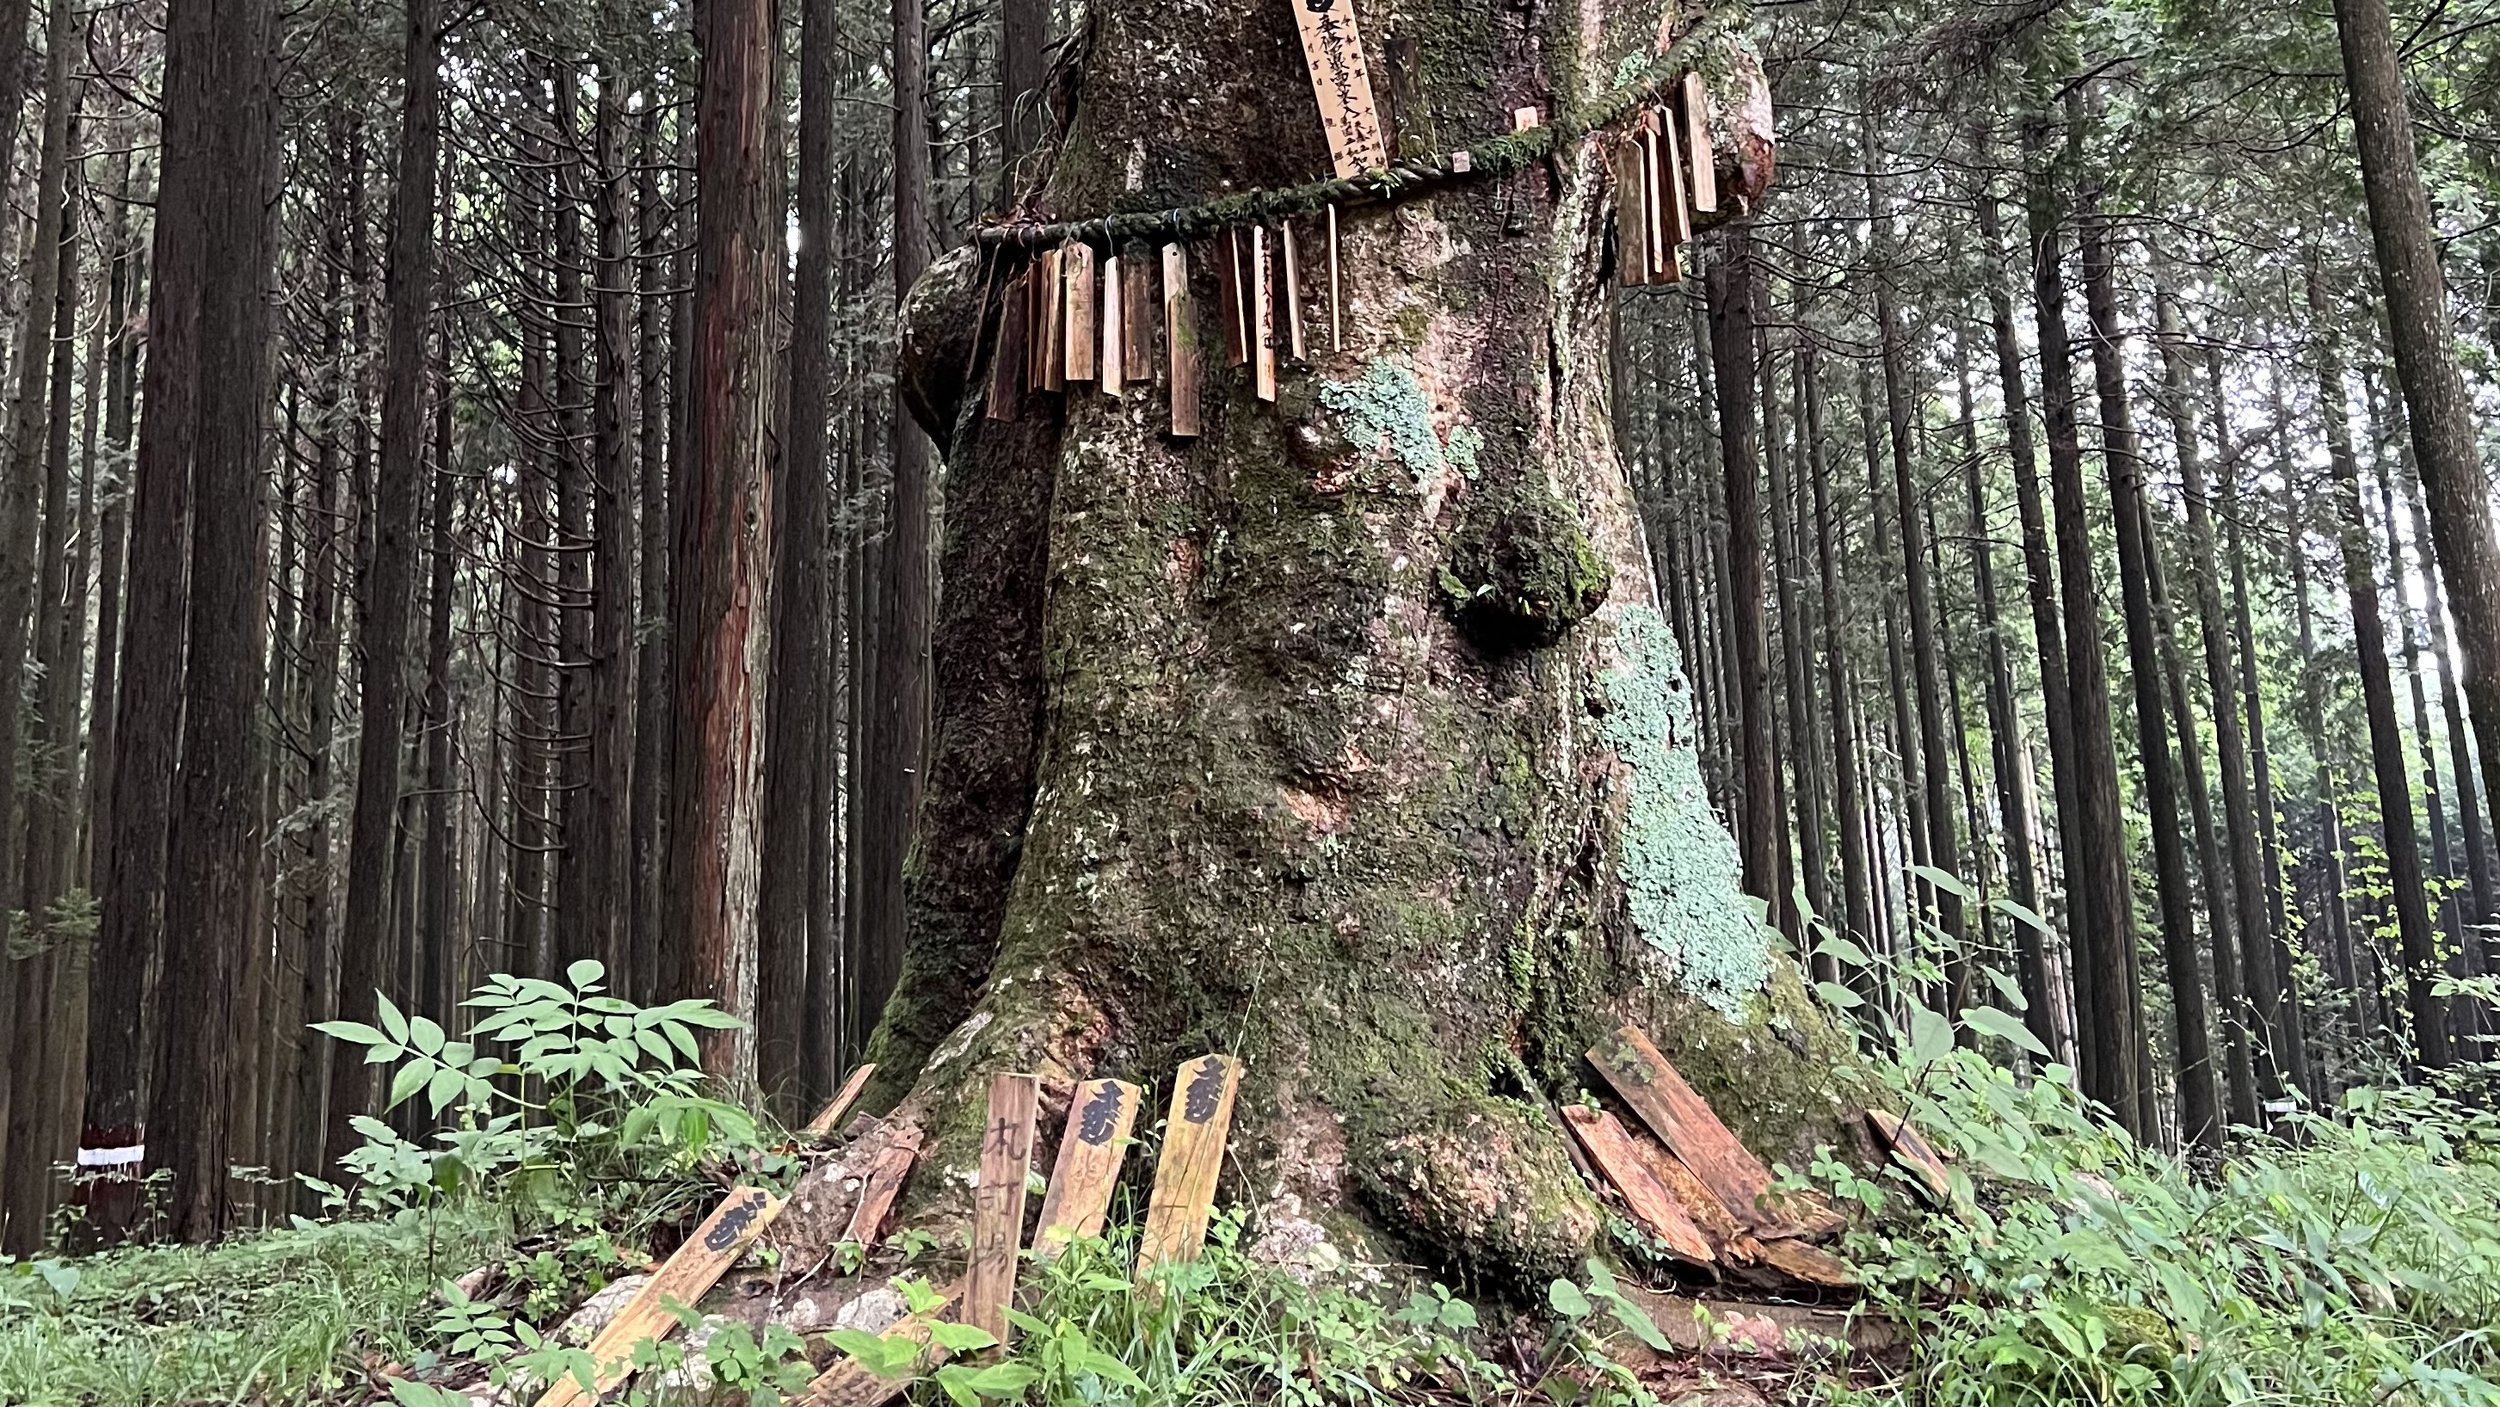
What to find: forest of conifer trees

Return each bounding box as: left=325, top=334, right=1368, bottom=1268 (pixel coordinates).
left=3, top=0, right=2500, bottom=1398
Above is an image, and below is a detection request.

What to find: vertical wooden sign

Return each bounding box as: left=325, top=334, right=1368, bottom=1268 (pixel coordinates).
left=1037, top=247, right=1066, bottom=392
left=1136, top=1053, right=1241, bottom=1274
left=1162, top=244, right=1201, bottom=439
left=1281, top=223, right=1306, bottom=360
left=966, top=1073, right=1039, bottom=1347
left=1251, top=227, right=1277, bottom=402
left=1612, top=134, right=1649, bottom=286
left=1326, top=204, right=1343, bottom=351
left=1122, top=248, right=1154, bottom=383
left=1215, top=229, right=1247, bottom=367
left=1034, top=1077, right=1142, bottom=1256
left=1063, top=243, right=1099, bottom=382
left=1288, top=0, right=1388, bottom=179
left=1637, top=114, right=1667, bottom=282
left=1101, top=254, right=1126, bottom=398
left=1679, top=72, right=1718, bottom=215
left=1659, top=111, right=1693, bottom=248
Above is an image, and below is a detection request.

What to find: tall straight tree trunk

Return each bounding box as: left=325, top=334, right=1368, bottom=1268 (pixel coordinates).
left=148, top=0, right=280, bottom=1241
left=2332, top=0, right=2500, bottom=902
left=669, top=0, right=780, bottom=1089
left=1769, top=322, right=1828, bottom=938
left=323, top=0, right=441, bottom=1172
left=1805, top=346, right=1875, bottom=967
left=763, top=0, right=841, bottom=1116
left=997, top=0, right=1045, bottom=204
left=2079, top=204, right=2216, bottom=1150
left=1705, top=230, right=1779, bottom=919
left=2026, top=113, right=2144, bottom=1136
left=572, top=82, right=635, bottom=993
left=629, top=106, right=673, bottom=1010
left=2310, top=260, right=2447, bottom=1068
left=2369, top=400, right=2464, bottom=979
left=2402, top=459, right=2497, bottom=944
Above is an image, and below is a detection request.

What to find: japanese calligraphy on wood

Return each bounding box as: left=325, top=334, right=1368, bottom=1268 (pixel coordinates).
left=1287, top=0, right=1388, bottom=179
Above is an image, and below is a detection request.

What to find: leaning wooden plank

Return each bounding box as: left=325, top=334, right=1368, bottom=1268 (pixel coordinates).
left=536, top=1186, right=784, bottom=1406
left=1589, top=1025, right=1781, bottom=1230
left=1865, top=1108, right=1957, bottom=1210
left=843, top=1125, right=924, bottom=1245
left=799, top=1283, right=963, bottom=1407
left=965, top=1073, right=1039, bottom=1347
left=1738, top=1232, right=1855, bottom=1290
left=805, top=1064, right=879, bottom=1136
left=1563, top=1105, right=1715, bottom=1267
left=1135, top=1053, right=1241, bottom=1274
left=1035, top=1077, right=1141, bottom=1257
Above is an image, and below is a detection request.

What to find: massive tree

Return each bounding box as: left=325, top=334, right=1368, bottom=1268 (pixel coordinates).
left=864, top=0, right=1855, bottom=1283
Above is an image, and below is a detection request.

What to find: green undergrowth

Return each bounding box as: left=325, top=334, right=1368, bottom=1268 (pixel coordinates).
left=0, top=1207, right=506, bottom=1404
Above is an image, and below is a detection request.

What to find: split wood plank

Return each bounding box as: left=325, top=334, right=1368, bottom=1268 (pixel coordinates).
left=1636, top=117, right=1668, bottom=283
left=1037, top=247, right=1066, bottom=392
left=1286, top=0, right=1389, bottom=179
left=1738, top=1232, right=1855, bottom=1289
left=1135, top=1053, right=1241, bottom=1274
left=535, top=1186, right=784, bottom=1406
left=1215, top=230, right=1247, bottom=367
left=1563, top=1105, right=1715, bottom=1267
left=1121, top=249, right=1154, bottom=383
left=1251, top=227, right=1277, bottom=402
left=1679, top=72, right=1717, bottom=214
left=965, top=1073, right=1039, bottom=1348
left=1281, top=224, right=1306, bottom=360
left=842, top=1125, right=923, bottom=1245
left=798, top=1281, right=964, bottom=1407
left=1612, top=133, right=1650, bottom=286
left=1063, top=243, right=1098, bottom=382
left=1100, top=255, right=1126, bottom=397
left=1658, top=112, right=1693, bottom=249
left=805, top=1064, right=879, bottom=1136
left=1622, top=1118, right=1744, bottom=1249
left=1326, top=205, right=1343, bottom=351
left=1588, top=1025, right=1781, bottom=1231
left=1162, top=245, right=1201, bottom=438
left=1865, top=1108, right=1956, bottom=1209
left=1035, top=1077, right=1141, bottom=1256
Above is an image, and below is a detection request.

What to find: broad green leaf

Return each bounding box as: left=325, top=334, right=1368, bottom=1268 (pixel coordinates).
left=926, top=1322, right=1000, bottom=1353
left=1814, top=934, right=1873, bottom=969
left=1909, top=1004, right=1954, bottom=1065
left=388, top=1060, right=431, bottom=1110
left=1815, top=980, right=1864, bottom=1010
left=566, top=958, right=606, bottom=990
left=1910, top=864, right=1978, bottom=902
left=375, top=992, right=410, bottom=1043
left=311, top=1020, right=387, bottom=1047
left=1963, top=1005, right=2050, bottom=1058
left=1548, top=1279, right=1591, bottom=1318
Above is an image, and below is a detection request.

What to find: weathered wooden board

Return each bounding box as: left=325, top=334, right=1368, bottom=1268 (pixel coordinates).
left=1740, top=1232, right=1855, bottom=1289
left=1637, top=116, right=1669, bottom=282
left=1679, top=72, right=1718, bottom=214
left=1063, top=243, right=1098, bottom=382
left=1135, top=1053, right=1240, bottom=1274
left=536, top=1186, right=783, bottom=1406
left=1216, top=229, right=1247, bottom=367
left=1563, top=1105, right=1716, bottom=1266
left=1163, top=244, right=1201, bottom=438
left=1613, top=133, right=1650, bottom=286
left=843, top=1125, right=923, bottom=1245
left=1121, top=249, right=1154, bottom=382
left=1287, top=0, right=1388, bottom=179
left=965, top=1073, right=1039, bottom=1348
left=1251, top=227, right=1277, bottom=402
left=1589, top=1025, right=1779, bottom=1230
left=798, top=1282, right=962, bottom=1407
left=1037, top=247, right=1066, bottom=392
left=1100, top=255, right=1126, bottom=397
left=1658, top=111, right=1693, bottom=248
left=1326, top=205, right=1343, bottom=351
left=1036, top=1077, right=1141, bottom=1256
left=1866, top=1108, right=1955, bottom=1209
left=805, top=1064, right=878, bottom=1136
left=1281, top=224, right=1306, bottom=360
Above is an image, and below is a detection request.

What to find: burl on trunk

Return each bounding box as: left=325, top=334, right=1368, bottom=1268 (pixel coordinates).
left=873, top=0, right=1850, bottom=1286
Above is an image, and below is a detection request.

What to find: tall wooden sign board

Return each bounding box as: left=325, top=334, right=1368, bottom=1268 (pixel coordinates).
left=1288, top=0, right=1388, bottom=178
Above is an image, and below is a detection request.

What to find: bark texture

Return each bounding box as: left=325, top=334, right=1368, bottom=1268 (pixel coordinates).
left=865, top=0, right=1853, bottom=1287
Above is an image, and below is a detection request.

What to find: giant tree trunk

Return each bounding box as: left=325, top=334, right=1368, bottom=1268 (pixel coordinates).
left=866, top=0, right=1851, bottom=1287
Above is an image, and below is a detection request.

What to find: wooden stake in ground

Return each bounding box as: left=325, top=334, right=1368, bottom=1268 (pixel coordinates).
left=1286, top=0, right=1388, bottom=178
left=536, top=1186, right=784, bottom=1406
left=966, top=1073, right=1039, bottom=1347
left=805, top=1063, right=878, bottom=1135
left=1035, top=1077, right=1141, bottom=1256
left=1136, top=1053, right=1240, bottom=1274
left=1063, top=242, right=1098, bottom=382
left=1101, top=254, right=1126, bottom=397
left=1163, top=244, right=1201, bottom=438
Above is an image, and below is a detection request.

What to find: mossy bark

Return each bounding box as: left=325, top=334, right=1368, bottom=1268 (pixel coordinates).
left=868, top=0, right=1855, bottom=1289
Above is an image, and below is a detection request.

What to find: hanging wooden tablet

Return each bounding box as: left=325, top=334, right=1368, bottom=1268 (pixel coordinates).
left=1063, top=242, right=1098, bottom=382
left=1636, top=114, right=1667, bottom=283
left=1679, top=72, right=1718, bottom=215
left=1281, top=223, right=1306, bottom=360
left=986, top=270, right=1030, bottom=419
left=1100, top=254, right=1126, bottom=398
left=1037, top=246, right=1066, bottom=392
left=1512, top=105, right=1540, bottom=131
left=1659, top=108, right=1694, bottom=248
left=1025, top=255, right=1048, bottom=388
left=1122, top=247, right=1154, bottom=383
left=1251, top=227, right=1277, bottom=403
left=1287, top=0, right=1388, bottom=179
left=1326, top=204, right=1343, bottom=352
left=1215, top=229, right=1247, bottom=368
left=1612, top=133, right=1649, bottom=287
left=1163, top=244, right=1202, bottom=439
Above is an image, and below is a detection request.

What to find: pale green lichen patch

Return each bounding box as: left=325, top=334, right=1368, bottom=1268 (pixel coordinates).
left=1602, top=605, right=1771, bottom=1018
left=1319, top=360, right=1478, bottom=486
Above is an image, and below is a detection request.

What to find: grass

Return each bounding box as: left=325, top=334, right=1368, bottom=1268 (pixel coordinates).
left=0, top=1207, right=507, bottom=1406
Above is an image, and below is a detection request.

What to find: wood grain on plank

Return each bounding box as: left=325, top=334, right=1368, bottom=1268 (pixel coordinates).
left=1121, top=247, right=1154, bottom=382
left=1563, top=1105, right=1716, bottom=1266
left=535, top=1186, right=783, bottom=1406
left=805, top=1064, right=878, bottom=1136
left=1215, top=230, right=1246, bottom=367
left=1251, top=227, right=1277, bottom=402
left=1100, top=255, right=1126, bottom=397
left=1679, top=72, right=1718, bottom=214
left=1866, top=1108, right=1955, bottom=1208
left=1135, top=1053, right=1240, bottom=1274
left=1063, top=242, right=1098, bottom=381
left=1163, top=245, right=1201, bottom=438
left=965, top=1073, right=1039, bottom=1347
left=1036, top=247, right=1066, bottom=392
left=798, top=1282, right=962, bottom=1407
left=1035, top=1077, right=1140, bottom=1257
left=1281, top=223, right=1306, bottom=360
left=1589, top=1025, right=1779, bottom=1230
left=1326, top=205, right=1342, bottom=351
left=1613, top=133, right=1649, bottom=286
left=1287, top=0, right=1389, bottom=178
left=843, top=1125, right=923, bottom=1245
left=1741, top=1232, right=1855, bottom=1289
